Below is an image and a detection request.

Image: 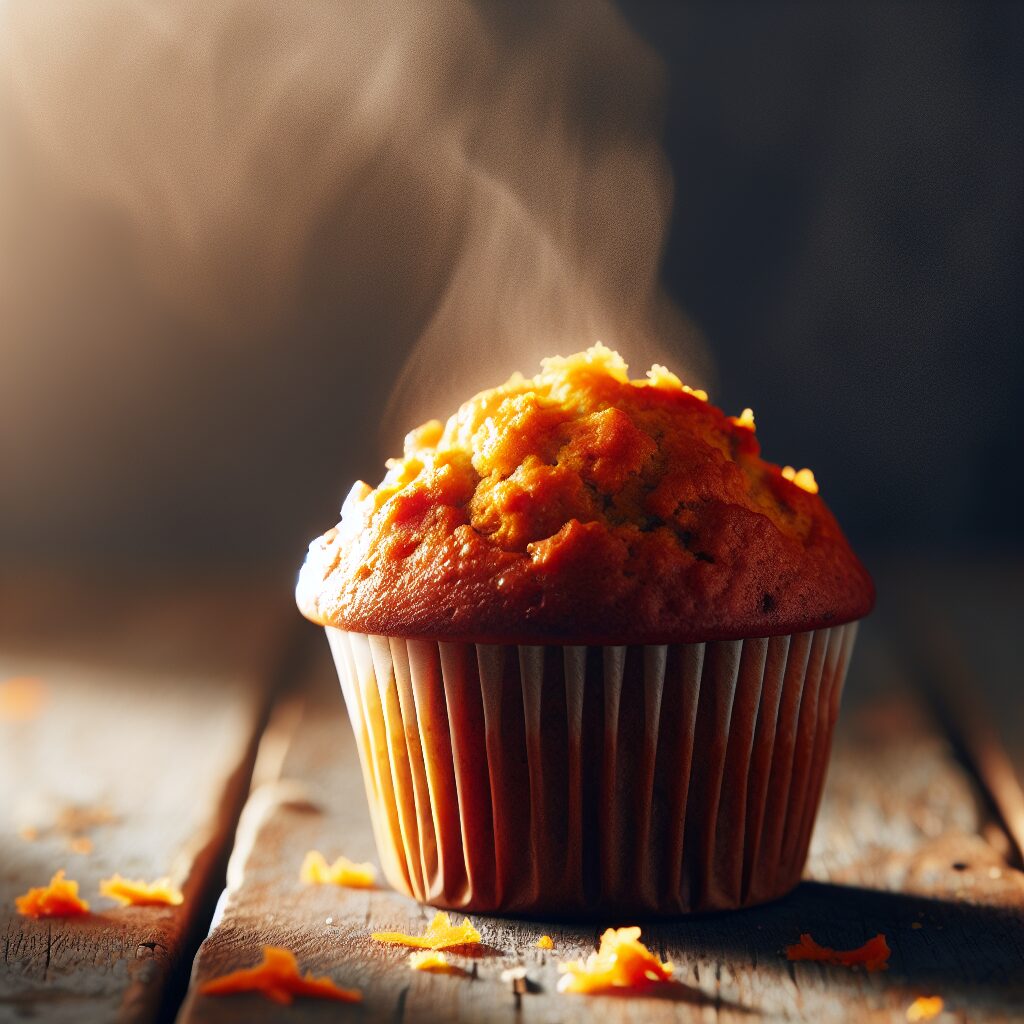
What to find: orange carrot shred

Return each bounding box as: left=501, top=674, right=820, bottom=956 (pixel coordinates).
left=300, top=850, right=376, bottom=889
left=100, top=874, right=184, bottom=907
left=409, top=950, right=463, bottom=974
left=785, top=932, right=891, bottom=972
left=906, top=995, right=944, bottom=1021
left=558, top=927, right=674, bottom=993
left=15, top=870, right=90, bottom=918
left=372, top=911, right=481, bottom=950
left=200, top=946, right=361, bottom=1005
left=536, top=934, right=554, bottom=950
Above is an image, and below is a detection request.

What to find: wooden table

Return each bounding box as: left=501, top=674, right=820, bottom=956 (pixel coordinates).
left=2, top=561, right=1022, bottom=1023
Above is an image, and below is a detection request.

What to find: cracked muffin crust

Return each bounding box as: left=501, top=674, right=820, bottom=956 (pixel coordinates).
left=297, top=345, right=874, bottom=644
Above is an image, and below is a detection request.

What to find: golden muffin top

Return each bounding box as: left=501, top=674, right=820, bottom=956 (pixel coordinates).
left=297, top=345, right=873, bottom=644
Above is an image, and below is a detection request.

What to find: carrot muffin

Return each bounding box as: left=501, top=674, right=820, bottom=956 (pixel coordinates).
left=298, top=345, right=873, bottom=915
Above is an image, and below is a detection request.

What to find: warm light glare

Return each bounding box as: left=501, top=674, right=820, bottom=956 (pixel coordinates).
left=0, top=677, right=48, bottom=721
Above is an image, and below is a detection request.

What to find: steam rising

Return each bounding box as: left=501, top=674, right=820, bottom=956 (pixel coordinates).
left=1, top=0, right=708, bottom=558
left=380, top=2, right=710, bottom=434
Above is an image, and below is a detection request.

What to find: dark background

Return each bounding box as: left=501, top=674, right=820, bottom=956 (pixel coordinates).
left=2, top=1, right=1021, bottom=568
left=626, top=0, right=1023, bottom=550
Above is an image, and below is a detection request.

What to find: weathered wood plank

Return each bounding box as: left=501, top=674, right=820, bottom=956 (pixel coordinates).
left=179, top=616, right=1024, bottom=1023
left=0, top=574, right=293, bottom=1024
left=882, top=557, right=1024, bottom=864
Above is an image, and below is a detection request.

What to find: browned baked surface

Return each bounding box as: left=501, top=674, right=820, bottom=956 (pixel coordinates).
left=297, top=346, right=874, bottom=643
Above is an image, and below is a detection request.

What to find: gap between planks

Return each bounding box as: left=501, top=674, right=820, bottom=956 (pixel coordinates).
left=0, top=573, right=305, bottom=1024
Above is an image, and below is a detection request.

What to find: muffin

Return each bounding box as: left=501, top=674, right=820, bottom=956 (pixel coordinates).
left=297, top=345, right=874, bottom=915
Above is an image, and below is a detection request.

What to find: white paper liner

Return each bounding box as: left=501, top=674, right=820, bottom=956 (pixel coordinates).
left=326, top=623, right=858, bottom=916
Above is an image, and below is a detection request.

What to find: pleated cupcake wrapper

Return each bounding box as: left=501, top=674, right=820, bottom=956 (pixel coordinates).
left=326, top=622, right=858, bottom=916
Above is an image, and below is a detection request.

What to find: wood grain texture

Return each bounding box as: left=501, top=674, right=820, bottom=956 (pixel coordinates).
left=882, top=556, right=1024, bottom=864
left=179, top=618, right=1024, bottom=1024
left=0, top=574, right=293, bottom=1024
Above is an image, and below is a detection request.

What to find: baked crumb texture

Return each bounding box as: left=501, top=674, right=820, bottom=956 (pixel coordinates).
left=299, top=346, right=873, bottom=644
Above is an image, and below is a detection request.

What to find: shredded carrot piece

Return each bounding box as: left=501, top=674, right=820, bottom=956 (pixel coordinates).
left=15, top=870, right=90, bottom=918
left=372, top=912, right=481, bottom=950
left=69, top=837, right=93, bottom=855
left=300, top=850, right=376, bottom=889
left=200, top=946, right=362, bottom=1005
left=729, top=407, right=756, bottom=431
left=781, top=465, right=819, bottom=494
left=100, top=874, right=184, bottom=907
left=0, top=677, right=47, bottom=721
left=558, top=927, right=674, bottom=993
left=17, top=825, right=39, bottom=842
left=408, top=950, right=462, bottom=974
left=906, top=996, right=944, bottom=1022
left=785, top=933, right=890, bottom=972
left=536, top=934, right=554, bottom=950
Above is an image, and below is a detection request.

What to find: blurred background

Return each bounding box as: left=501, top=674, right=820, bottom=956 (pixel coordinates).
left=2, top=10, right=1022, bottom=1019
left=2, top=0, right=1021, bottom=572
